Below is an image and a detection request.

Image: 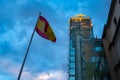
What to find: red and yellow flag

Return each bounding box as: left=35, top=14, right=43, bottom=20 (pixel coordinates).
left=36, top=16, right=56, bottom=42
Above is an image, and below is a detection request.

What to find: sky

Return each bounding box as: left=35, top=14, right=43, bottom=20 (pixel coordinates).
left=0, top=0, right=111, bottom=80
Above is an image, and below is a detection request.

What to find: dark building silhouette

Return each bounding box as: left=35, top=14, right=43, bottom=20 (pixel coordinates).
left=102, top=0, right=120, bottom=80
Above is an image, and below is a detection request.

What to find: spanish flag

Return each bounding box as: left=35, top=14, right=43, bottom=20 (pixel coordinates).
left=36, top=16, right=56, bottom=42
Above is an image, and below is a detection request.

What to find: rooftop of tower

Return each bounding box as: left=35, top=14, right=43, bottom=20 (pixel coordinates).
left=76, top=14, right=86, bottom=17
left=70, top=14, right=91, bottom=22
left=69, top=14, right=92, bottom=27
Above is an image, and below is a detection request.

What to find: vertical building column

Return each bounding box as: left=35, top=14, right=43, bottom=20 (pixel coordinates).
left=75, top=26, right=82, bottom=80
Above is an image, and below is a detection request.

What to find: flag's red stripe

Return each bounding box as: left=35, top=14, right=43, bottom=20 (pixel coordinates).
left=36, top=27, right=49, bottom=40
left=39, top=16, right=49, bottom=32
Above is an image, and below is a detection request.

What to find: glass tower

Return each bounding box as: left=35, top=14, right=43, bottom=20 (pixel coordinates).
left=68, top=14, right=93, bottom=80
left=68, top=14, right=111, bottom=80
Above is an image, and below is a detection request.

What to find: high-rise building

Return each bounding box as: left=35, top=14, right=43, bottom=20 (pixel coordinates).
left=68, top=14, right=111, bottom=80
left=102, top=0, right=120, bottom=80
left=68, top=14, right=93, bottom=80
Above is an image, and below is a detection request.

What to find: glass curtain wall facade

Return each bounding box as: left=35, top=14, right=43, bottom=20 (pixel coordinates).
left=92, top=39, right=111, bottom=80
left=68, top=14, right=111, bottom=80
left=68, top=14, right=93, bottom=80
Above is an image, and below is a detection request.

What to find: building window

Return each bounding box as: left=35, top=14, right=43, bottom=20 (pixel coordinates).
left=69, top=69, right=75, bottom=75
left=93, top=46, right=102, bottom=52
left=108, top=42, right=112, bottom=50
left=90, top=56, right=99, bottom=62
left=70, top=57, right=75, bottom=61
left=69, top=77, right=75, bottom=80
left=113, top=17, right=117, bottom=26
left=69, top=63, right=75, bottom=68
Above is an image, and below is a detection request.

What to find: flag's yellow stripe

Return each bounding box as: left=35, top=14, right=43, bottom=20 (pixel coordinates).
left=36, top=19, right=45, bottom=33
left=45, top=25, right=56, bottom=41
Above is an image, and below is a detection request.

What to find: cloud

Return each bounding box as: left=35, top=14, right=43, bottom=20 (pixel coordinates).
left=0, top=58, right=19, bottom=78
left=21, top=70, right=68, bottom=80
left=0, top=19, right=33, bottom=55
left=0, top=57, right=68, bottom=80
left=36, top=70, right=68, bottom=80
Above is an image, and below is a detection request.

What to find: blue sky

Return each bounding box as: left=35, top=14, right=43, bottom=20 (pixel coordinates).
left=0, top=0, right=111, bottom=80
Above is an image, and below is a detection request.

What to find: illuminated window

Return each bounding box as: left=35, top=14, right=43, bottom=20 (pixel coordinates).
left=93, top=46, right=102, bottom=52
left=69, top=63, right=75, bottom=68
left=70, top=69, right=75, bottom=75
left=90, top=56, right=99, bottom=62
left=70, top=50, right=75, bottom=56
left=69, top=77, right=75, bottom=80
left=70, top=57, right=75, bottom=61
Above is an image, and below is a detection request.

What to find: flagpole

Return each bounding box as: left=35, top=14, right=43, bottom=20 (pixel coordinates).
left=17, top=12, right=41, bottom=80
